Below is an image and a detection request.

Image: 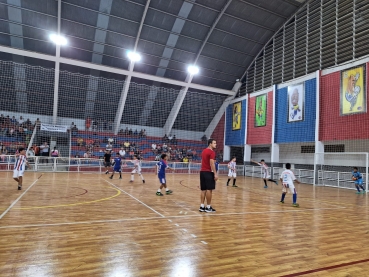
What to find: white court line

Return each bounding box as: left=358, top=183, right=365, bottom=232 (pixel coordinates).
left=103, top=179, right=165, bottom=218
left=0, top=175, right=42, bottom=220
left=0, top=206, right=346, bottom=229
left=201, top=241, right=208, bottom=244
left=191, top=234, right=197, bottom=238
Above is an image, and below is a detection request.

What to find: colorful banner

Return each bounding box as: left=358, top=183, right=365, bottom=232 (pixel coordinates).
left=341, top=65, right=366, bottom=115
left=288, top=83, right=304, bottom=123
left=232, top=102, right=242, bottom=131
left=255, top=94, right=267, bottom=127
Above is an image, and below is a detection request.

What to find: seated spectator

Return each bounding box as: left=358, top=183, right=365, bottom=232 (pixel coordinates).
left=83, top=150, right=91, bottom=159
left=183, top=156, right=189, bottom=163
left=172, top=135, right=177, bottom=145
left=201, top=134, right=207, bottom=142
left=70, top=122, right=75, bottom=130
left=124, top=140, right=130, bottom=150
left=51, top=147, right=59, bottom=157
left=0, top=147, right=7, bottom=162
left=129, top=128, right=133, bottom=135
left=10, top=116, right=17, bottom=125
left=108, top=137, right=114, bottom=144
left=163, top=143, right=168, bottom=152
left=106, top=142, right=113, bottom=151
left=92, top=119, right=98, bottom=131
left=152, top=143, right=157, bottom=150
left=85, top=117, right=91, bottom=131
left=18, top=116, right=24, bottom=125
left=124, top=127, right=129, bottom=135
left=27, top=147, right=35, bottom=157
left=163, top=134, right=168, bottom=142
left=118, top=129, right=124, bottom=135
left=142, top=129, right=147, bottom=137
left=119, top=147, right=126, bottom=158
left=86, top=137, right=94, bottom=147
left=71, top=125, right=78, bottom=135
left=168, top=134, right=173, bottom=142
left=35, top=118, right=41, bottom=129
left=77, top=137, right=84, bottom=149
left=133, top=129, right=138, bottom=136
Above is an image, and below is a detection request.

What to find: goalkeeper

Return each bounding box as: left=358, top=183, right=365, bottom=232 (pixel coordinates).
left=352, top=167, right=366, bottom=194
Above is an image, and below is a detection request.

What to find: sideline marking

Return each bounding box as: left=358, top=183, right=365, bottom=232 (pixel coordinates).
left=104, top=179, right=165, bottom=218
left=201, top=241, right=208, bottom=244
left=0, top=174, right=43, bottom=219
left=0, top=206, right=345, bottom=229
left=280, top=258, right=369, bottom=277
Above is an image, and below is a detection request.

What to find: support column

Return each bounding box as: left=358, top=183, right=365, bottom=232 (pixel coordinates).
left=114, top=68, right=132, bottom=134
left=52, top=0, right=61, bottom=124
left=314, top=70, right=323, bottom=185
left=223, top=145, right=231, bottom=161
left=244, top=144, right=251, bottom=163
left=270, top=85, right=279, bottom=175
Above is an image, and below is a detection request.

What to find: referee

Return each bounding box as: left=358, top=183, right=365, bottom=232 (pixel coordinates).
left=199, top=139, right=218, bottom=212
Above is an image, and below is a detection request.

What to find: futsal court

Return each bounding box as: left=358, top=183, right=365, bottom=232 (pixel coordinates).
left=1, top=171, right=369, bottom=277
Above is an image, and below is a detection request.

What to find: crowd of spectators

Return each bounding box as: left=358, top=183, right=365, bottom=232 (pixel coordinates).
left=118, top=127, right=147, bottom=138
left=0, top=114, right=40, bottom=145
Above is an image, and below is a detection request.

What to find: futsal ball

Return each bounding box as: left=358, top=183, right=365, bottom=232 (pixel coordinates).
left=352, top=177, right=357, bottom=181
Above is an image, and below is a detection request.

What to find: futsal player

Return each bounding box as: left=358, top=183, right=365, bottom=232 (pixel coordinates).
left=226, top=156, right=237, bottom=187
left=130, top=155, right=145, bottom=183
left=352, top=167, right=366, bottom=194
left=199, top=139, right=218, bottom=212
left=103, top=150, right=112, bottom=174
left=13, top=148, right=30, bottom=190
left=279, top=163, right=300, bottom=207
left=109, top=153, right=122, bottom=179
left=251, top=159, right=278, bottom=188
left=156, top=153, right=173, bottom=196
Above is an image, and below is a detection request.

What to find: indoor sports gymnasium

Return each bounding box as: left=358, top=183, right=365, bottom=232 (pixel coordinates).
left=1, top=0, right=369, bottom=276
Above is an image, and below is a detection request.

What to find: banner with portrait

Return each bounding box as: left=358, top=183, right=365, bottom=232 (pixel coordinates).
left=340, top=65, right=366, bottom=116
left=287, top=83, right=304, bottom=123
left=255, top=94, right=267, bottom=127
left=232, top=102, right=242, bottom=131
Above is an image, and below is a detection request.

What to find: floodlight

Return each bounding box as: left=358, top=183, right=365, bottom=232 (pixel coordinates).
left=49, top=34, right=67, bottom=46
left=127, top=51, right=141, bottom=62
left=187, top=65, right=199, bottom=75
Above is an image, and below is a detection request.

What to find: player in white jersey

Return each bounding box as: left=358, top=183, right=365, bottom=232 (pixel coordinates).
left=279, top=163, right=300, bottom=207
left=13, top=148, right=30, bottom=190
left=226, top=157, right=237, bottom=187
left=251, top=159, right=278, bottom=188
left=130, top=155, right=145, bottom=183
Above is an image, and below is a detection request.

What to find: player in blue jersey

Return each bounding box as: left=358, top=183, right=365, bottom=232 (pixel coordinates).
left=156, top=153, right=174, bottom=196
left=352, top=167, right=366, bottom=194
left=109, top=153, right=122, bottom=179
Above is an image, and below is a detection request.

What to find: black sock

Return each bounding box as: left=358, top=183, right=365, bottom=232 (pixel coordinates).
left=233, top=179, right=236, bottom=186
left=263, top=179, right=267, bottom=186
left=227, top=179, right=230, bottom=185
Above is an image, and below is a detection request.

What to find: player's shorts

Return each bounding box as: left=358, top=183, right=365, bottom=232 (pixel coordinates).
left=13, top=169, right=25, bottom=178
left=200, top=171, right=215, bottom=191
left=113, top=167, right=121, bottom=172
left=158, top=175, right=166, bottom=184
left=263, top=172, right=271, bottom=179
left=282, top=183, right=296, bottom=194
left=104, top=162, right=111, bottom=167
left=228, top=171, right=236, bottom=178
left=131, top=168, right=141, bottom=174
left=355, top=178, right=363, bottom=185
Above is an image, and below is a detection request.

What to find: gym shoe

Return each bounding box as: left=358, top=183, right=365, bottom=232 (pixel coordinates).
left=129, top=180, right=134, bottom=183
left=143, top=180, right=145, bottom=183
left=156, top=192, right=163, bottom=196
left=362, top=190, right=366, bottom=194
left=280, top=201, right=284, bottom=204
left=264, top=185, right=268, bottom=188
left=119, top=176, right=122, bottom=179
left=356, top=191, right=361, bottom=194
left=232, top=185, right=238, bottom=187
left=226, top=183, right=229, bottom=186
left=205, top=206, right=216, bottom=212
left=166, top=190, right=173, bottom=195
left=109, top=176, right=113, bottom=179
left=18, top=185, right=22, bottom=190
left=292, top=203, right=299, bottom=207
left=199, top=206, right=205, bottom=212
left=105, top=171, right=109, bottom=174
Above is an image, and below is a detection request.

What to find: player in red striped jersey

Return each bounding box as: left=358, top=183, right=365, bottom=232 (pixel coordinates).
left=13, top=148, right=30, bottom=190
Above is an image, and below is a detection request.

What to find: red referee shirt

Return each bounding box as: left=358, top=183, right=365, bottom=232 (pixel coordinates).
left=201, top=148, right=216, bottom=172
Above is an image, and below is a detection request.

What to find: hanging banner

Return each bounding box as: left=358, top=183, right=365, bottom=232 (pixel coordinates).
left=232, top=102, right=242, bottom=131
left=40, top=123, right=68, bottom=133
left=287, top=83, right=304, bottom=123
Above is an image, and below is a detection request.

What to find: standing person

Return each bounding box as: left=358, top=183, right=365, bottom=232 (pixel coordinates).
left=51, top=147, right=59, bottom=158
left=13, top=148, right=30, bottom=190
left=352, top=167, right=366, bottom=194
left=226, top=157, right=238, bottom=187
left=129, top=155, right=145, bottom=183
left=280, top=163, right=300, bottom=207
left=251, top=159, right=278, bottom=188
left=103, top=150, right=112, bottom=174
left=199, top=139, right=218, bottom=213
left=109, top=153, right=122, bottom=180
left=156, top=153, right=174, bottom=196
left=40, top=142, right=49, bottom=163
left=119, top=147, right=126, bottom=159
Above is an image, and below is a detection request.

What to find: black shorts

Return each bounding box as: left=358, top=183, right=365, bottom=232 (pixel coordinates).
left=200, top=171, right=215, bottom=191
left=104, top=162, right=111, bottom=167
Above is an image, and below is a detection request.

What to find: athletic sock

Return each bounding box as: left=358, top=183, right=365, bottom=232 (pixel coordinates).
left=207, top=205, right=211, bottom=209
left=227, top=179, right=230, bottom=185
left=293, top=193, right=297, bottom=203
left=157, top=189, right=161, bottom=193
left=357, top=186, right=361, bottom=192
left=131, top=175, right=134, bottom=181
left=200, top=204, right=205, bottom=208
left=166, top=188, right=169, bottom=191
left=233, top=179, right=236, bottom=186
left=263, top=179, right=267, bottom=186
left=281, top=193, right=286, bottom=202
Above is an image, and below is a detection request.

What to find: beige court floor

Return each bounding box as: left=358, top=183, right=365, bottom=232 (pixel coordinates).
left=0, top=171, right=369, bottom=277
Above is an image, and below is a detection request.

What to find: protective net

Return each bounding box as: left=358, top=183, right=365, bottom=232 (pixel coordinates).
left=0, top=60, right=228, bottom=173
